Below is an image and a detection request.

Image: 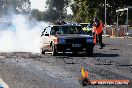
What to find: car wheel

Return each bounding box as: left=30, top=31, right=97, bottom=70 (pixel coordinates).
left=73, top=52, right=78, bottom=55
left=41, top=49, right=45, bottom=54
left=86, top=48, right=93, bottom=57
left=63, top=51, right=65, bottom=54
left=52, top=45, right=58, bottom=56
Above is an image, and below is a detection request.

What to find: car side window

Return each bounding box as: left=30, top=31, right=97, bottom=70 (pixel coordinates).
left=50, top=27, right=57, bottom=35
left=51, top=27, right=62, bottom=35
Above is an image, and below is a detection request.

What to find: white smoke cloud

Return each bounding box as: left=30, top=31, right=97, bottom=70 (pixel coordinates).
left=0, top=14, right=48, bottom=53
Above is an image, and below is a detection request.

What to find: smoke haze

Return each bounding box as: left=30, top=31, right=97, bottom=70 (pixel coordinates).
left=0, top=15, right=48, bottom=53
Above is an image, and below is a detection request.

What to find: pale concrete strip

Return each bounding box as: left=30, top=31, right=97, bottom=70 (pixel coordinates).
left=127, top=44, right=132, bottom=46
left=110, top=36, right=125, bottom=38
left=102, top=35, right=110, bottom=37
left=0, top=78, right=9, bottom=88
left=110, top=36, right=132, bottom=38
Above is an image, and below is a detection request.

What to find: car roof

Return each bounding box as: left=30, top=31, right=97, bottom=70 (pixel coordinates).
left=50, top=23, right=81, bottom=27
left=80, top=23, right=90, bottom=25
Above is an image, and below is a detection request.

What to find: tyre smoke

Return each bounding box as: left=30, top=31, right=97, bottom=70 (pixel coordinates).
left=0, top=15, right=48, bottom=53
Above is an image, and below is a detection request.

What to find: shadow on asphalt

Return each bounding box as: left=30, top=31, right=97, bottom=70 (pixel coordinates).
left=55, top=53, right=88, bottom=57
left=51, top=52, right=120, bottom=58
left=110, top=48, right=120, bottom=51
left=92, top=53, right=119, bottom=57
left=54, top=53, right=119, bottom=58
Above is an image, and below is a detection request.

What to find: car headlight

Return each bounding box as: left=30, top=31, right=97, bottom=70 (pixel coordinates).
left=58, top=38, right=66, bottom=44
left=86, top=38, right=93, bottom=43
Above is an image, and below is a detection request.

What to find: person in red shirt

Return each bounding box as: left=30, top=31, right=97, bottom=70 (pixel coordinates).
left=93, top=17, right=105, bottom=49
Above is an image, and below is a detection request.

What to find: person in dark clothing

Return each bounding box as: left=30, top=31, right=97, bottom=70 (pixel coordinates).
left=93, top=17, right=105, bottom=49
left=55, top=20, right=66, bottom=25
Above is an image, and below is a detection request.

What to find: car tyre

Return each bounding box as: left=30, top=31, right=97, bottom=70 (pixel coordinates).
left=73, top=52, right=78, bottom=55
left=41, top=49, right=45, bottom=54
left=86, top=48, right=93, bottom=57
left=52, top=45, right=58, bottom=56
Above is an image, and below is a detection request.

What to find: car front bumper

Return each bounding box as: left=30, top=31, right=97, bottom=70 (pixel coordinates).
left=55, top=43, right=94, bottom=52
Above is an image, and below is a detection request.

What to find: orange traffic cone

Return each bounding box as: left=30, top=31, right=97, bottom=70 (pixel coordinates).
left=79, top=67, right=91, bottom=86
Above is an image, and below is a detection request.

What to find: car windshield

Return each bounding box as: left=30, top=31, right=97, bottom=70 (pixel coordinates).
left=80, top=24, right=88, bottom=28
left=50, top=26, right=84, bottom=35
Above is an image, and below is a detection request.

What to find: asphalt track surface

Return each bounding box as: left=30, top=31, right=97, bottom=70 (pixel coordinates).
left=0, top=37, right=132, bottom=88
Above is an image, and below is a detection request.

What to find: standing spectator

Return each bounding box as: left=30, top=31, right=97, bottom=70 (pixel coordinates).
left=93, top=17, right=105, bottom=49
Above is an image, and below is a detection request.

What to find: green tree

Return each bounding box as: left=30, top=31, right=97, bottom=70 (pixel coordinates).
left=0, top=0, right=31, bottom=16
left=45, top=0, right=70, bottom=22
left=105, top=0, right=132, bottom=25
left=71, top=0, right=132, bottom=24
left=71, top=0, right=99, bottom=23
left=30, top=9, right=44, bottom=21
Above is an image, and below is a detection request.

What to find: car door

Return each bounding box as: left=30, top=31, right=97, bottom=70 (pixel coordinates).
left=41, top=27, right=52, bottom=51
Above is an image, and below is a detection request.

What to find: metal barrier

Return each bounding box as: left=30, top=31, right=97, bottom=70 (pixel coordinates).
left=105, top=25, right=132, bottom=37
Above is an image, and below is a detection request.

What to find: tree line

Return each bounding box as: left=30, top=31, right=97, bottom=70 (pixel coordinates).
left=0, top=0, right=31, bottom=16
left=30, top=0, right=70, bottom=22
left=71, top=0, right=132, bottom=25
left=0, top=0, right=132, bottom=25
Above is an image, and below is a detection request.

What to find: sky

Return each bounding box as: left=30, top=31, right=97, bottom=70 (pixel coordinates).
left=30, top=0, right=47, bottom=11
left=30, top=0, right=73, bottom=15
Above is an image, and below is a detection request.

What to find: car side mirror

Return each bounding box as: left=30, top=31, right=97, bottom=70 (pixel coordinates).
left=41, top=33, right=44, bottom=36
left=45, top=34, right=49, bottom=36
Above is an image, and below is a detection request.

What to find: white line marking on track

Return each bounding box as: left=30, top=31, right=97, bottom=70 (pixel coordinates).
left=0, top=78, right=9, bottom=88
left=127, top=44, right=132, bottom=46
